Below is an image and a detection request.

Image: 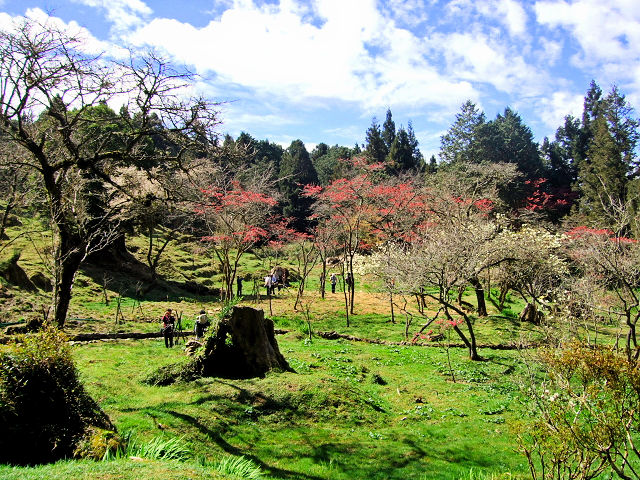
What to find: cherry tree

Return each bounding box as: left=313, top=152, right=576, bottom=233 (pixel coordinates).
left=197, top=180, right=277, bottom=301
left=303, top=158, right=381, bottom=318
left=312, top=223, right=340, bottom=299
left=363, top=163, right=519, bottom=359
left=492, top=225, right=568, bottom=324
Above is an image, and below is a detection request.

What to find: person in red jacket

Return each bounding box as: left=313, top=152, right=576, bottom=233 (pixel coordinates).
left=161, top=308, right=175, bottom=348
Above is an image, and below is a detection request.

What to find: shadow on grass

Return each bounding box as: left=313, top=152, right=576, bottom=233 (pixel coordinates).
left=165, top=409, right=326, bottom=480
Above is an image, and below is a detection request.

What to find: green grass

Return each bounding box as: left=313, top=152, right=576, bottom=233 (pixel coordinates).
left=0, top=227, right=622, bottom=479
left=24, top=336, right=534, bottom=480
left=0, top=458, right=232, bottom=480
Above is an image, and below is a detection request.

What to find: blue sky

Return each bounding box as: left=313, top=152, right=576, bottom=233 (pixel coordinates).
left=1, top=0, right=639, bottom=159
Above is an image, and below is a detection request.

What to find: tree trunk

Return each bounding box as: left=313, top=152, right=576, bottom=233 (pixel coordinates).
left=53, top=245, right=84, bottom=328
left=320, top=258, right=327, bottom=299
left=470, top=276, right=487, bottom=316
left=341, top=264, right=350, bottom=327
left=498, top=283, right=510, bottom=310
left=195, top=306, right=293, bottom=378
left=390, top=291, right=395, bottom=324
left=436, top=299, right=481, bottom=361
left=447, top=313, right=479, bottom=360
left=624, top=310, right=638, bottom=362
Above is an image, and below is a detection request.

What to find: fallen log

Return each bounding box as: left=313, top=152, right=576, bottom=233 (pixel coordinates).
left=314, top=330, right=541, bottom=350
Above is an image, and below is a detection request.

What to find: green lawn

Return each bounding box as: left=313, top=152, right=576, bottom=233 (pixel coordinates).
left=9, top=336, right=534, bottom=479
left=0, top=236, right=619, bottom=479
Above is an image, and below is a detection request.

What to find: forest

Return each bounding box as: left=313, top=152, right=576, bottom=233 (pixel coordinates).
left=0, top=18, right=639, bottom=480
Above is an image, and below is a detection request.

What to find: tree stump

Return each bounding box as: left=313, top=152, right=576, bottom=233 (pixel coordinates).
left=146, top=306, right=293, bottom=385
left=194, top=306, right=293, bottom=378
left=520, top=302, right=543, bottom=324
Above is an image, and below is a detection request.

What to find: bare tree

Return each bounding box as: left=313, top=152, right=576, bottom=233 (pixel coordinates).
left=565, top=225, right=640, bottom=361
left=0, top=19, right=221, bottom=326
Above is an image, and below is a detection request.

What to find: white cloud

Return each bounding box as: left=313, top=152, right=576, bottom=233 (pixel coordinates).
left=434, top=31, right=547, bottom=97
left=534, top=0, right=640, bottom=110
left=224, top=111, right=297, bottom=129
left=536, top=90, right=584, bottom=129
left=0, top=8, right=129, bottom=58
left=71, top=0, right=152, bottom=32
left=534, top=0, right=640, bottom=66
left=124, top=0, right=479, bottom=112
left=538, top=37, right=563, bottom=65
left=446, top=0, right=528, bottom=37
left=384, top=0, right=430, bottom=28
left=478, top=0, right=528, bottom=37
left=500, top=0, right=528, bottom=36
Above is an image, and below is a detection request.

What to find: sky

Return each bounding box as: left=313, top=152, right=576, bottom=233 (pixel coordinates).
left=1, top=0, right=639, bottom=159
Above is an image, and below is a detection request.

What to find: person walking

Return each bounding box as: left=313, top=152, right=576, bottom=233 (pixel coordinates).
left=330, top=273, right=337, bottom=294
left=161, top=308, right=175, bottom=348
left=236, top=276, right=243, bottom=297
left=264, top=274, right=272, bottom=295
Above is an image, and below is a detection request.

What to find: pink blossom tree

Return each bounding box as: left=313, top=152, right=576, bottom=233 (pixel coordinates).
left=197, top=180, right=277, bottom=301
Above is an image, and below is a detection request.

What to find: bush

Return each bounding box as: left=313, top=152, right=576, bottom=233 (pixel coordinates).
left=0, top=327, right=114, bottom=465
left=519, top=343, right=640, bottom=479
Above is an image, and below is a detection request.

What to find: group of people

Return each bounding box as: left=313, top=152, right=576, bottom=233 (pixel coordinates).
left=160, top=269, right=355, bottom=347
left=264, top=271, right=286, bottom=295
left=160, top=308, right=211, bottom=348
left=328, top=272, right=353, bottom=294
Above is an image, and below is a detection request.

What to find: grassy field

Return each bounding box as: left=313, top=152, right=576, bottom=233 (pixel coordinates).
left=0, top=232, right=621, bottom=479
left=1, top=334, right=536, bottom=479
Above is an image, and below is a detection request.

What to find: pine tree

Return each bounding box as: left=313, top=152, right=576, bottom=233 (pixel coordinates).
left=603, top=86, right=640, bottom=174
left=407, top=121, right=424, bottom=170
left=382, top=109, right=396, bottom=153
left=365, top=117, right=387, bottom=164
left=386, top=126, right=414, bottom=172
left=480, top=107, right=542, bottom=179
left=575, top=85, right=639, bottom=231
left=578, top=115, right=628, bottom=228
left=311, top=143, right=329, bottom=162
left=439, top=100, right=485, bottom=164
left=279, top=139, right=318, bottom=230
left=427, top=155, right=438, bottom=174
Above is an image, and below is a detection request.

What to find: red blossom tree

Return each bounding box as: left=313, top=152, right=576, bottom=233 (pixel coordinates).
left=303, top=159, right=382, bottom=320
left=197, top=180, right=278, bottom=301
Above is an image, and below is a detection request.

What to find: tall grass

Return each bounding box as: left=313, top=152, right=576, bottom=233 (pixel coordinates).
left=204, top=455, right=264, bottom=479
left=104, top=431, right=191, bottom=462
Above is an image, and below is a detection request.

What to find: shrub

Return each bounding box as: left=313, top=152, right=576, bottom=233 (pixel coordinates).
left=519, top=343, right=640, bottom=479
left=0, top=327, right=114, bottom=465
